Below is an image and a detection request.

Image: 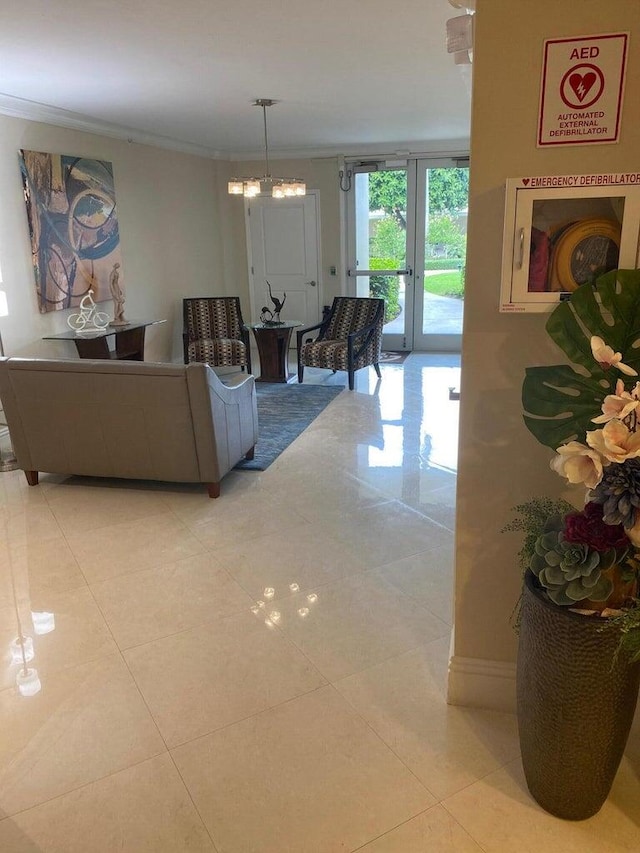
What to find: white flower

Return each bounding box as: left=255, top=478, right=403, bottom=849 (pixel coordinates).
left=592, top=378, right=640, bottom=423
left=550, top=441, right=605, bottom=489
left=590, top=335, right=637, bottom=376
left=586, top=419, right=640, bottom=463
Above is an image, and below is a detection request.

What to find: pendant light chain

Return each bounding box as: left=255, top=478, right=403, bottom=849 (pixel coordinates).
left=261, top=101, right=271, bottom=179
left=227, top=99, right=306, bottom=199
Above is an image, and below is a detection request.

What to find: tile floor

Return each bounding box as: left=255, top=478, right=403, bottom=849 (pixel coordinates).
left=1, top=354, right=640, bottom=851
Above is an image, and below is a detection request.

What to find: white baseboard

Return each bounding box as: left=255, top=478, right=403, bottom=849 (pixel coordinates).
left=447, top=655, right=517, bottom=713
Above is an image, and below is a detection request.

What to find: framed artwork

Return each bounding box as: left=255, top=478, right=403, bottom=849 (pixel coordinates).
left=19, top=150, right=123, bottom=313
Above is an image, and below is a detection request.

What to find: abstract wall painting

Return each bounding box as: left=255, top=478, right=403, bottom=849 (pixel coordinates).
left=19, top=150, right=123, bottom=313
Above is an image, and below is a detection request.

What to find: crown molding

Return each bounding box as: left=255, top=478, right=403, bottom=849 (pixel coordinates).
left=0, top=93, right=470, bottom=163
left=0, top=93, right=222, bottom=159
left=228, top=138, right=470, bottom=162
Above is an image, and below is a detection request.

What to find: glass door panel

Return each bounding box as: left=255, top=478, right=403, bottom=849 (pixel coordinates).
left=348, top=167, right=416, bottom=351
left=413, top=162, right=468, bottom=351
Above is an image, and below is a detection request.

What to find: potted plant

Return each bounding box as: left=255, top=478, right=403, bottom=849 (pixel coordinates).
left=506, top=268, right=640, bottom=820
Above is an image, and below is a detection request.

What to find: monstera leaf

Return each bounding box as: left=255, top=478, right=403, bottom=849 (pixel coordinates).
left=522, top=269, right=640, bottom=450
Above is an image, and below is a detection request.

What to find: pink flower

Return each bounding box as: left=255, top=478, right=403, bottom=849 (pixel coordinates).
left=592, top=378, right=640, bottom=423
left=550, top=441, right=605, bottom=489
left=586, top=419, right=640, bottom=463
left=590, top=336, right=637, bottom=376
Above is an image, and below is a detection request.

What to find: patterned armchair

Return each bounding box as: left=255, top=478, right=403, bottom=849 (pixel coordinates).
left=296, top=296, right=384, bottom=390
left=183, top=297, right=252, bottom=374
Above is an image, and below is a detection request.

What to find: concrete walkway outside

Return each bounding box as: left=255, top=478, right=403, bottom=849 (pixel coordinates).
left=384, top=281, right=463, bottom=338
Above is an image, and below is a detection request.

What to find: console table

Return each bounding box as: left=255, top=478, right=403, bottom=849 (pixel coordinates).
left=245, top=321, right=301, bottom=383
left=43, top=320, right=166, bottom=361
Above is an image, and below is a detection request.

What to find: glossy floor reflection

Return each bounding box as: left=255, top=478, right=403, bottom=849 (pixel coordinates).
left=2, top=354, right=640, bottom=851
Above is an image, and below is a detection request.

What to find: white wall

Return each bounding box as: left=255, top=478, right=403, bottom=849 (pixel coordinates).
left=0, top=115, right=226, bottom=363
left=450, top=0, right=640, bottom=711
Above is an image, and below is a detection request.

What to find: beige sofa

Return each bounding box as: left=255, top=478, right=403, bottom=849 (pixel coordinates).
left=0, top=357, right=258, bottom=497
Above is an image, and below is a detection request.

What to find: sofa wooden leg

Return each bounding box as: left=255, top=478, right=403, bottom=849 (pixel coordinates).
left=245, top=446, right=255, bottom=460
left=374, top=362, right=382, bottom=379
left=298, top=363, right=304, bottom=383
left=207, top=482, right=220, bottom=498
left=348, top=370, right=355, bottom=390
left=24, top=470, right=39, bottom=486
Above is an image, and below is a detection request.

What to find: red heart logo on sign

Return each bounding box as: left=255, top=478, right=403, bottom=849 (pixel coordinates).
left=522, top=178, right=530, bottom=186
left=568, top=71, right=597, bottom=102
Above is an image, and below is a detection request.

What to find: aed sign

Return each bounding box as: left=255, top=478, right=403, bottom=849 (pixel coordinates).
left=538, top=33, right=628, bottom=147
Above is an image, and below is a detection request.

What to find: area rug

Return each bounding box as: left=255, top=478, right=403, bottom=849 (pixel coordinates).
left=234, top=383, right=343, bottom=471
left=380, top=351, right=409, bottom=364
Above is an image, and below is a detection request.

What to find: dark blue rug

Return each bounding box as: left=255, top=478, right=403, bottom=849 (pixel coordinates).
left=235, top=383, right=343, bottom=471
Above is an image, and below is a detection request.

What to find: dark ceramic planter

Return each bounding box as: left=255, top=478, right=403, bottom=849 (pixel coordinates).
left=517, top=570, right=640, bottom=820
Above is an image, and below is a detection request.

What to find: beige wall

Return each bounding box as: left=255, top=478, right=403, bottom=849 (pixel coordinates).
left=0, top=117, right=347, bottom=366
left=452, top=0, right=640, bottom=704
left=0, top=115, right=226, bottom=363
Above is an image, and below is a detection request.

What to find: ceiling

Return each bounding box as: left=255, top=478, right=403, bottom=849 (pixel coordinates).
left=0, top=0, right=472, bottom=160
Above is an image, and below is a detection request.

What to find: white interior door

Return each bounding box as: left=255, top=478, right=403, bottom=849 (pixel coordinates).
left=247, top=193, right=321, bottom=335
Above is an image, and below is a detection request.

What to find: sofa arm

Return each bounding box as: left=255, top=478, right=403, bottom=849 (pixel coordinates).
left=208, top=369, right=258, bottom=473
left=186, top=363, right=258, bottom=482
left=206, top=370, right=254, bottom=401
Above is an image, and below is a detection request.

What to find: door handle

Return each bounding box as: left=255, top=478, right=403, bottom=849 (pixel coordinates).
left=515, top=228, right=525, bottom=269
left=348, top=269, right=411, bottom=276
left=306, top=280, right=316, bottom=287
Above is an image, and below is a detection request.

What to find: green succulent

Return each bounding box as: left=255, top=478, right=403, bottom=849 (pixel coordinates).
left=529, top=513, right=616, bottom=605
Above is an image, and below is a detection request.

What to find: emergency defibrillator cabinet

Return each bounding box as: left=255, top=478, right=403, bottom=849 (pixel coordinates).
left=499, top=173, right=640, bottom=312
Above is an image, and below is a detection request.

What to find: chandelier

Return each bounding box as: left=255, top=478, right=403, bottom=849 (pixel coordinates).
left=227, top=99, right=306, bottom=199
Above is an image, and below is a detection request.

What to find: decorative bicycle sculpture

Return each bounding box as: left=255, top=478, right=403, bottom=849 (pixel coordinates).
left=66, top=290, right=110, bottom=334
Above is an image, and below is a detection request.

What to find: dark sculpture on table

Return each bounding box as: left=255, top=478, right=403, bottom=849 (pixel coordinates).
left=262, top=280, right=286, bottom=325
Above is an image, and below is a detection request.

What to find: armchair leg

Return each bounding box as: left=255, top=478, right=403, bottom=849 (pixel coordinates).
left=207, top=482, right=221, bottom=499
left=348, top=370, right=355, bottom=390
left=374, top=362, right=382, bottom=379
left=25, top=470, right=39, bottom=486
left=298, top=363, right=304, bottom=383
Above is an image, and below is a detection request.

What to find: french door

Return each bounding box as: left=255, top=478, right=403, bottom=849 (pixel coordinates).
left=346, top=158, right=468, bottom=352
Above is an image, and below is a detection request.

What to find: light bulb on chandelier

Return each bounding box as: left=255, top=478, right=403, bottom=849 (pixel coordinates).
left=227, top=99, right=306, bottom=200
